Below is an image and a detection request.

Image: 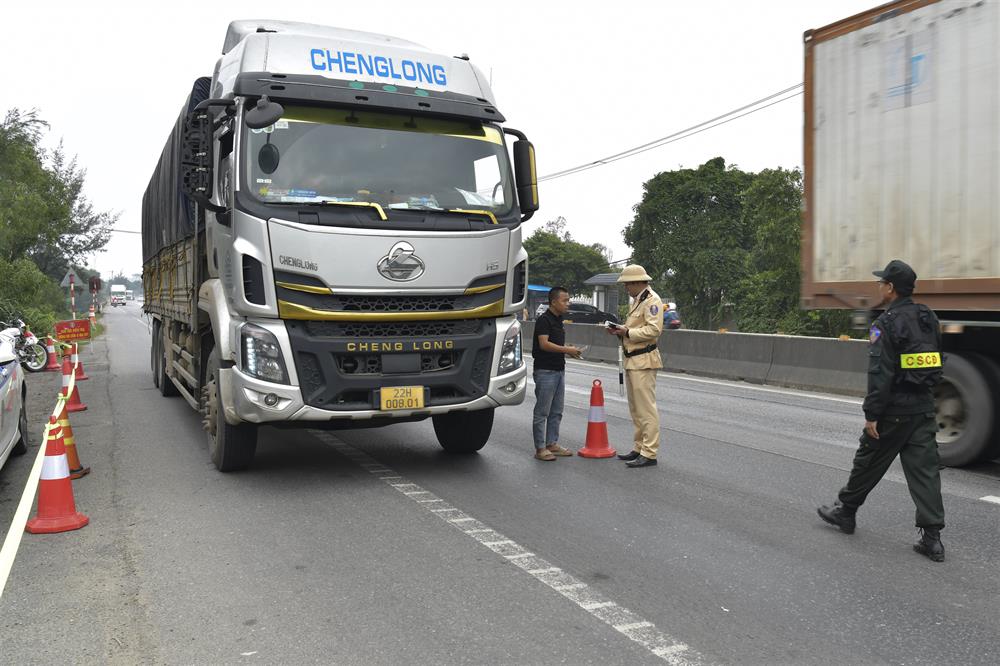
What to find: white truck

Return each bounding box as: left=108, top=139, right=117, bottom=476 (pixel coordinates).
left=110, top=284, right=127, bottom=307
left=142, top=21, right=536, bottom=471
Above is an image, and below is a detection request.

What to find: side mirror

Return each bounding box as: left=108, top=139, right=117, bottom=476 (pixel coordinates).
left=180, top=109, right=214, bottom=206
left=513, top=139, right=539, bottom=221
left=245, top=96, right=285, bottom=130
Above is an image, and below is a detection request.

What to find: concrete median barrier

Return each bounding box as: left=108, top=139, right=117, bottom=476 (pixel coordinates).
left=766, top=335, right=866, bottom=395
left=519, top=319, right=866, bottom=396
left=662, top=329, right=774, bottom=384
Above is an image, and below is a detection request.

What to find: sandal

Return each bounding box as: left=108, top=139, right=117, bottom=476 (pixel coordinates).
left=534, top=449, right=556, bottom=461
left=546, top=444, right=573, bottom=457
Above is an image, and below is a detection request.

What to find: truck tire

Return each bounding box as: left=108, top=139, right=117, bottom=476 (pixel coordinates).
left=204, top=347, right=257, bottom=472
left=433, top=409, right=494, bottom=454
left=935, top=353, right=996, bottom=467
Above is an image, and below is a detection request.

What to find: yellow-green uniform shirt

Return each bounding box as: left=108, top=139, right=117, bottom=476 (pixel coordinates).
left=622, top=288, right=664, bottom=370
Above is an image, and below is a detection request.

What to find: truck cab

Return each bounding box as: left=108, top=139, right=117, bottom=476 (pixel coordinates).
left=143, top=21, right=537, bottom=470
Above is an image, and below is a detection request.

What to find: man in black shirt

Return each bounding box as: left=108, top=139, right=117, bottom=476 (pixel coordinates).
left=531, top=287, right=582, bottom=461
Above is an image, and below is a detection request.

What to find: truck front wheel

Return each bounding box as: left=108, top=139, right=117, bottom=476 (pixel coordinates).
left=935, top=353, right=998, bottom=467
left=203, top=348, right=258, bottom=472
left=433, top=409, right=494, bottom=454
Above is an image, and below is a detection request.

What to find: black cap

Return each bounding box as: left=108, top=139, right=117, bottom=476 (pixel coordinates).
left=873, top=259, right=917, bottom=295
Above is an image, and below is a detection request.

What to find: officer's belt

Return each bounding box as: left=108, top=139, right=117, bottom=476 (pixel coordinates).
left=623, top=344, right=658, bottom=358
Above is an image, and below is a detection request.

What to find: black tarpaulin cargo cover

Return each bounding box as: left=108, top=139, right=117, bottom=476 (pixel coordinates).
left=142, top=77, right=212, bottom=263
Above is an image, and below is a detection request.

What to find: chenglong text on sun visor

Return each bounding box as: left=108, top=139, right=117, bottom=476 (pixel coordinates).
left=309, top=48, right=447, bottom=85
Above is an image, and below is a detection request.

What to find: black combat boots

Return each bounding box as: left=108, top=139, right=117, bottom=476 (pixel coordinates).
left=913, top=528, right=945, bottom=562
left=817, top=502, right=856, bottom=534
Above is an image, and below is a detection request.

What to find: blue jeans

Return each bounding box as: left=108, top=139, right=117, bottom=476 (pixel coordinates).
left=533, top=369, right=565, bottom=450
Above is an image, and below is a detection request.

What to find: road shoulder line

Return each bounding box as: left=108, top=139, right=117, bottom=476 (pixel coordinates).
left=315, top=431, right=703, bottom=665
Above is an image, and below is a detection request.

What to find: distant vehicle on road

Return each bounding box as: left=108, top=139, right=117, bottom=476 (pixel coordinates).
left=664, top=302, right=681, bottom=329
left=110, top=285, right=127, bottom=307
left=562, top=301, right=619, bottom=325
left=0, top=332, right=29, bottom=473
left=125, top=289, right=135, bottom=301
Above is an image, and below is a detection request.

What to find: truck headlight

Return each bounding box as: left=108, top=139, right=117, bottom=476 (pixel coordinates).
left=497, top=320, right=523, bottom=374
left=241, top=324, right=289, bottom=384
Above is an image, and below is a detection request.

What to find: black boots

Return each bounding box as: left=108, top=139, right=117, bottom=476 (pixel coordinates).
left=914, top=528, right=945, bottom=562
left=817, top=502, right=856, bottom=534
left=617, top=450, right=640, bottom=461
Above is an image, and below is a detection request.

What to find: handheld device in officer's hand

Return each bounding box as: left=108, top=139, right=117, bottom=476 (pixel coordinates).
left=604, top=321, right=622, bottom=330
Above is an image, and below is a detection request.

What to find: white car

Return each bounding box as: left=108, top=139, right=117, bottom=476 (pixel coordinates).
left=0, top=333, right=29, bottom=472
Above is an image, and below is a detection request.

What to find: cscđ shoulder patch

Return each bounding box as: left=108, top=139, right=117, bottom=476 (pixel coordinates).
left=869, top=325, right=882, bottom=344
left=650, top=304, right=659, bottom=316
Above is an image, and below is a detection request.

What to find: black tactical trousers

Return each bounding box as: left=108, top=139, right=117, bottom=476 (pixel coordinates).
left=838, top=412, right=945, bottom=529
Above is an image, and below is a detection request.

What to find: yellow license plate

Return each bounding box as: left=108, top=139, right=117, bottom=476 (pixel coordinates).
left=380, top=386, right=425, bottom=411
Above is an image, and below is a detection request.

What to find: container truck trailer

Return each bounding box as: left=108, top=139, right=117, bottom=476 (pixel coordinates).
left=802, top=0, right=1000, bottom=466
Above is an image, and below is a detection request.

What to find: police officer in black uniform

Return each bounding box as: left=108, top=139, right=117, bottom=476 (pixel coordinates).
left=817, top=260, right=947, bottom=562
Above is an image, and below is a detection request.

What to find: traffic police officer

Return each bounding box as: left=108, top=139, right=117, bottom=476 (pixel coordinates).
left=608, top=265, right=665, bottom=468
left=818, top=260, right=947, bottom=562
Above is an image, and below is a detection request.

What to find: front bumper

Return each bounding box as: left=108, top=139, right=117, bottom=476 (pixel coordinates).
left=220, top=363, right=526, bottom=425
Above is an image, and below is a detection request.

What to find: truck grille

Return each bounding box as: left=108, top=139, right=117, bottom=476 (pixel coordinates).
left=305, top=320, right=483, bottom=338
left=327, top=294, right=475, bottom=312
left=286, top=318, right=496, bottom=410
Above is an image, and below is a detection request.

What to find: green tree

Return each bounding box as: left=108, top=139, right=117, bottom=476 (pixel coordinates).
left=734, top=168, right=851, bottom=337
left=0, top=257, right=67, bottom=334
left=524, top=221, right=610, bottom=295
left=0, top=108, right=115, bottom=280
left=623, top=157, right=754, bottom=329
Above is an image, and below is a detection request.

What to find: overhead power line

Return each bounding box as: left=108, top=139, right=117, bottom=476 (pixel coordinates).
left=537, top=83, right=804, bottom=183
left=110, top=228, right=141, bottom=235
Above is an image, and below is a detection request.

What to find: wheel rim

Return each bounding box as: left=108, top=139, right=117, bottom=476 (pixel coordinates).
left=934, top=381, right=965, bottom=445
left=25, top=345, right=46, bottom=370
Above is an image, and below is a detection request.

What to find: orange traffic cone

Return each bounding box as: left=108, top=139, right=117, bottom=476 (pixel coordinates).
left=57, top=402, right=90, bottom=479
left=44, top=336, right=60, bottom=371
left=578, top=379, right=616, bottom=458
left=72, top=343, right=89, bottom=381
left=61, top=357, right=87, bottom=413
left=25, top=417, right=89, bottom=534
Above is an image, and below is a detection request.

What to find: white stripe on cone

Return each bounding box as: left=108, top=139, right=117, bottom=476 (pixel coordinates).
left=41, top=454, right=70, bottom=481
left=588, top=406, right=606, bottom=423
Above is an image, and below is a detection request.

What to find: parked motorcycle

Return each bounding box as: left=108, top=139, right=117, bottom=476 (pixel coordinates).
left=0, top=317, right=47, bottom=372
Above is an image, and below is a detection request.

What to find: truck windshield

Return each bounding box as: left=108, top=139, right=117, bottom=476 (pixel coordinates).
left=243, top=106, right=514, bottom=219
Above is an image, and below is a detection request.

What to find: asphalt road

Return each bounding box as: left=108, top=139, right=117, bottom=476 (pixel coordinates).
left=1, top=306, right=999, bottom=665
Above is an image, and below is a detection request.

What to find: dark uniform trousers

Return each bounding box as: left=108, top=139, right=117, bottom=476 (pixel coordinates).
left=838, top=412, right=945, bottom=529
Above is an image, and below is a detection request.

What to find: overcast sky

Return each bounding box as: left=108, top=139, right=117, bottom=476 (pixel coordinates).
left=2, top=0, right=878, bottom=278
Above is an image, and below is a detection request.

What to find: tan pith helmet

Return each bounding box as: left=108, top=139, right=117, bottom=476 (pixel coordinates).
left=617, top=264, right=653, bottom=283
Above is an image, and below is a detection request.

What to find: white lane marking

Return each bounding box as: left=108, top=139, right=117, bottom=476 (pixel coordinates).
left=560, top=357, right=863, bottom=405
left=980, top=495, right=1000, bottom=505
left=317, top=432, right=700, bottom=665
left=0, top=424, right=53, bottom=599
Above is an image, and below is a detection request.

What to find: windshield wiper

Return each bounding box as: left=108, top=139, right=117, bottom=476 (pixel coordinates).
left=289, top=200, right=388, bottom=220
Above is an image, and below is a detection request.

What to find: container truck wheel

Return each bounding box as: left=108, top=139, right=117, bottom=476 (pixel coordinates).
left=433, top=409, right=494, bottom=453
left=935, top=353, right=996, bottom=467
left=204, top=347, right=258, bottom=472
